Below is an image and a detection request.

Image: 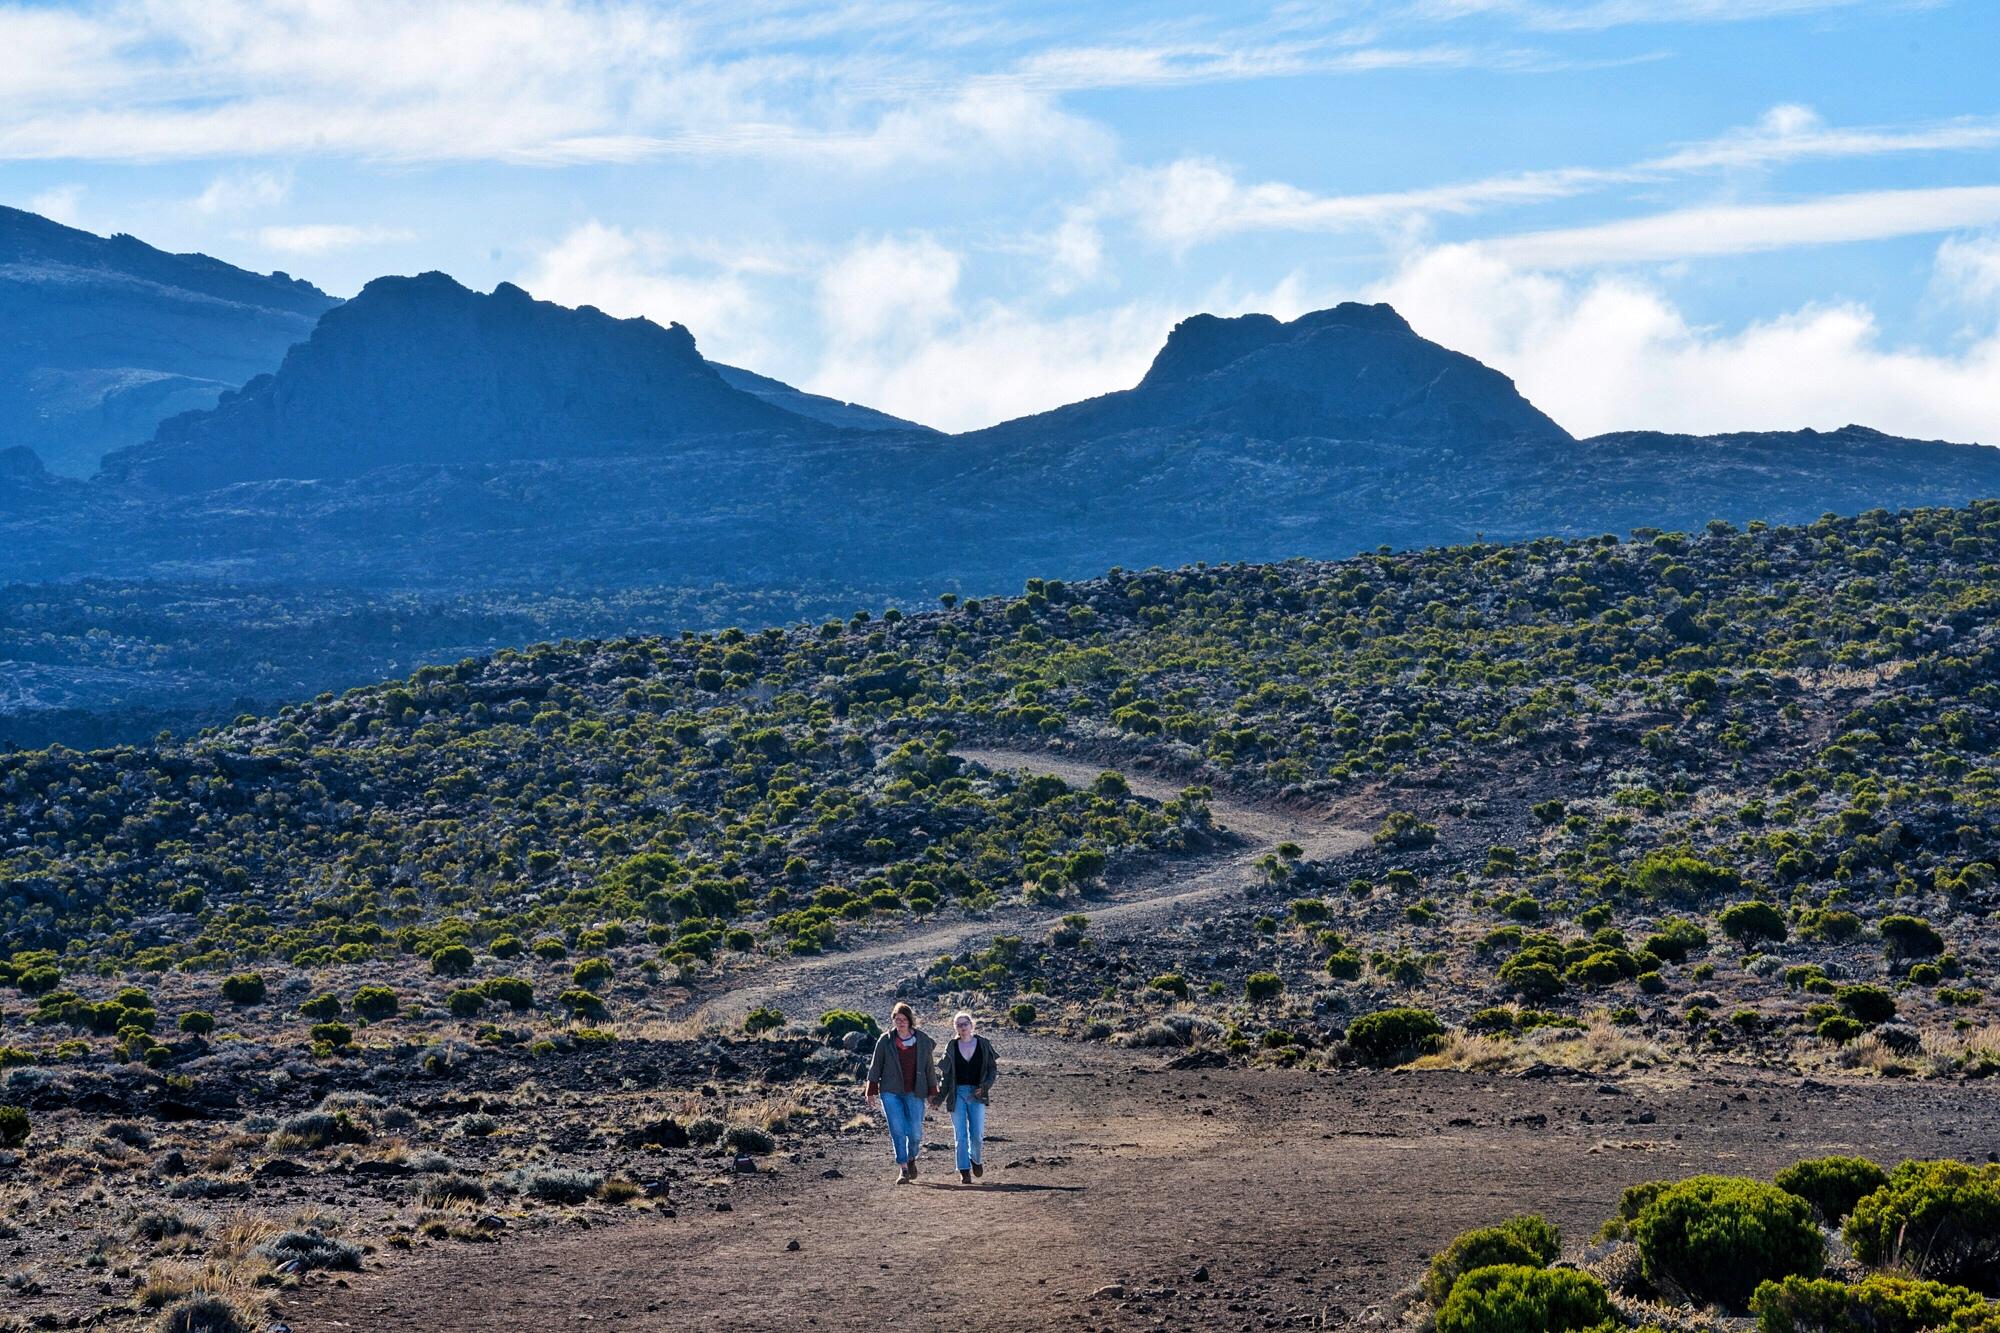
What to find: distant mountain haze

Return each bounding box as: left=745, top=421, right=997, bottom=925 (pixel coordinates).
left=0, top=205, right=337, bottom=477
left=0, top=224, right=1983, bottom=593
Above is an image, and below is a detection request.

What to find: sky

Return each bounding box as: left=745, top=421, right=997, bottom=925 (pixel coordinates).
left=3, top=0, right=2000, bottom=441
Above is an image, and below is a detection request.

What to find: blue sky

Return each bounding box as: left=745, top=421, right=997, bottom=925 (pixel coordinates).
left=4, top=0, right=2000, bottom=440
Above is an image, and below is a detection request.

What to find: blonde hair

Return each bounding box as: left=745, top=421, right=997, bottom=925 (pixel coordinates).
left=952, top=1011, right=975, bottom=1029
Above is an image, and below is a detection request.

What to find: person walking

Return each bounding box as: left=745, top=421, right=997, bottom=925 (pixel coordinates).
left=865, top=1001, right=938, bottom=1183
left=936, top=1009, right=997, bottom=1185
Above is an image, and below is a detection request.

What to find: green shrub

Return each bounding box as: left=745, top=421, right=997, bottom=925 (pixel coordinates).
left=1775, top=1156, right=1889, bottom=1224
left=819, top=1010, right=879, bottom=1042
left=299, top=994, right=342, bottom=1020
left=1346, top=1007, right=1444, bottom=1066
left=1818, top=1016, right=1865, bottom=1044
left=1594, top=1180, right=1670, bottom=1242
left=177, top=1011, right=215, bottom=1036
left=219, top=973, right=266, bottom=1005
left=1434, top=1265, right=1614, bottom=1333
left=479, top=977, right=533, bottom=1010
left=1845, top=1160, right=2000, bottom=1292
left=744, top=1006, right=784, bottom=1035
left=1150, top=973, right=1190, bottom=999
left=572, top=958, right=614, bottom=990
left=1835, top=985, right=1897, bottom=1026
left=1719, top=901, right=1789, bottom=945
left=1375, top=811, right=1438, bottom=850
left=308, top=1021, right=353, bottom=1050
left=1425, top=1215, right=1561, bottom=1304
left=1245, top=972, right=1283, bottom=1003
left=350, top=985, right=399, bottom=1022
left=1634, top=1175, right=1823, bottom=1310
left=1009, top=1002, right=1037, bottom=1026
left=1751, top=1273, right=1999, bottom=1333
left=558, top=989, right=607, bottom=1021
left=0, top=1104, right=28, bottom=1149
left=1881, top=916, right=1946, bottom=965
left=444, top=988, right=486, bottom=1018
left=429, top=945, right=475, bottom=977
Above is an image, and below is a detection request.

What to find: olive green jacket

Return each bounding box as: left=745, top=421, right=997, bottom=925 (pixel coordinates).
left=866, top=1029, right=939, bottom=1097
left=936, top=1034, right=997, bottom=1111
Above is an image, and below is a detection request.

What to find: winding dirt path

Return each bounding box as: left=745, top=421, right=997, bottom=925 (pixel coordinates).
left=287, top=748, right=2000, bottom=1332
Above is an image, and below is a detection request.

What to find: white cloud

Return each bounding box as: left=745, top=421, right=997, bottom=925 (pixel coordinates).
left=194, top=169, right=291, bottom=215
left=256, top=223, right=415, bottom=255
left=514, top=220, right=775, bottom=362
left=1408, top=0, right=1880, bottom=31
left=26, top=183, right=84, bottom=225
left=1369, top=240, right=2000, bottom=444
left=0, top=0, right=1109, bottom=170
left=1935, top=233, right=2000, bottom=313
left=1096, top=105, right=2000, bottom=253
left=1483, top=185, right=2000, bottom=267
left=817, top=235, right=963, bottom=346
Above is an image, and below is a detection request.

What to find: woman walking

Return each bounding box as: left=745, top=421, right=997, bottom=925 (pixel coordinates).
left=865, top=1001, right=938, bottom=1183
left=936, top=1010, right=997, bottom=1186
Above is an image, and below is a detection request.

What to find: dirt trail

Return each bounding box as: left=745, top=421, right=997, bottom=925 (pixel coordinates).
left=289, top=749, right=2000, bottom=1332
left=689, top=745, right=1367, bottom=1027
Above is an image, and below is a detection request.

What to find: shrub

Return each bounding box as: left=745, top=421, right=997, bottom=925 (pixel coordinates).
left=1634, top=1175, right=1823, bottom=1310
left=350, top=985, right=399, bottom=1022
left=1836, top=985, right=1897, bottom=1026
left=1375, top=811, right=1438, bottom=850
left=724, top=1125, right=776, bottom=1155
left=1818, top=1016, right=1865, bottom=1044
left=309, top=1021, right=353, bottom=1050
left=1150, top=973, right=1190, bottom=999
left=421, top=1176, right=488, bottom=1208
left=156, top=1295, right=252, bottom=1333
left=254, top=1229, right=362, bottom=1271
left=1775, top=1156, right=1889, bottom=1224
left=480, top=976, right=533, bottom=1010
left=1845, top=1160, right=2000, bottom=1291
left=1245, top=972, right=1283, bottom=1003
left=1645, top=917, right=1710, bottom=962
left=0, top=1104, right=29, bottom=1149
left=744, top=1005, right=784, bottom=1035
left=506, top=1166, right=603, bottom=1204
left=429, top=945, right=475, bottom=977
left=1434, top=1265, right=1614, bottom=1333
left=572, top=957, right=614, bottom=990
left=299, top=994, right=342, bottom=1020
left=1347, top=1007, right=1444, bottom=1066
left=1751, top=1273, right=1998, bottom=1333
left=1719, top=901, right=1789, bottom=945
left=686, top=1116, right=724, bottom=1146
left=1009, top=1002, right=1038, bottom=1026
left=219, top=973, right=266, bottom=1005
left=558, top=989, right=608, bottom=1021
left=819, top=1010, right=880, bottom=1042
left=177, top=1011, right=215, bottom=1036
left=271, top=1110, right=370, bottom=1150
left=1425, top=1215, right=1561, bottom=1305
left=1881, top=915, right=1946, bottom=965
left=444, top=989, right=486, bottom=1018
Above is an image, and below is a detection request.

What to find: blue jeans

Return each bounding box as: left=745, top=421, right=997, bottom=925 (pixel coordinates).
left=951, top=1089, right=987, bottom=1171
left=880, top=1092, right=925, bottom=1165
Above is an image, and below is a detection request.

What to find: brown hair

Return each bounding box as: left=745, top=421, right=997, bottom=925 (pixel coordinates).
left=890, top=1001, right=916, bottom=1026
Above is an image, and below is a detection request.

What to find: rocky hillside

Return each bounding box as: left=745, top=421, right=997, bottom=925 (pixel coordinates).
left=101, top=273, right=841, bottom=492
left=0, top=205, right=336, bottom=477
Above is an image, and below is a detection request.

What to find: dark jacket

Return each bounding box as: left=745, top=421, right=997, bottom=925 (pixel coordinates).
left=866, top=1029, right=939, bottom=1097
left=936, top=1034, right=997, bottom=1111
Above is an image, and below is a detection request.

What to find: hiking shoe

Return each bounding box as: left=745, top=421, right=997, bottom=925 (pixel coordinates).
left=961, top=1168, right=973, bottom=1185
left=896, top=1164, right=912, bottom=1184
left=906, top=1158, right=918, bottom=1179
left=970, top=1161, right=984, bottom=1178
